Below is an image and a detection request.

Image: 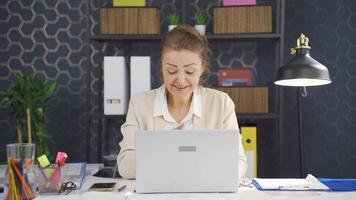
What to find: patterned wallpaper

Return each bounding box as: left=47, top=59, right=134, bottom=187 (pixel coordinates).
left=0, top=0, right=89, bottom=162
left=283, top=0, right=356, bottom=178
left=1, top=0, right=355, bottom=178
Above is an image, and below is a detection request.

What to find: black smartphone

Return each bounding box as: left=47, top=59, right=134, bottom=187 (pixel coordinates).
left=88, top=182, right=117, bottom=192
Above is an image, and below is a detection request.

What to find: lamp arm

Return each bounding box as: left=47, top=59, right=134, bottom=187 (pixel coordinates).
left=298, top=87, right=305, bottom=178
left=301, top=86, right=307, bottom=98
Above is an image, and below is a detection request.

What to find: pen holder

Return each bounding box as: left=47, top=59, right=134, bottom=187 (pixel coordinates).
left=38, top=165, right=62, bottom=194
left=6, top=143, right=37, bottom=200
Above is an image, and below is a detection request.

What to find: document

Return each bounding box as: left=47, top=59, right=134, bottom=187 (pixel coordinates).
left=253, top=174, right=329, bottom=191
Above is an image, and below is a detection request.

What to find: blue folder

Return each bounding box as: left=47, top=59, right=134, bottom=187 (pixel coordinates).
left=318, top=178, right=356, bottom=191
left=252, top=178, right=356, bottom=191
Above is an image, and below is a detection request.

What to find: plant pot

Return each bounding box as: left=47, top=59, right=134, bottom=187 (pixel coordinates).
left=195, top=25, right=206, bottom=35
left=168, top=25, right=177, bottom=31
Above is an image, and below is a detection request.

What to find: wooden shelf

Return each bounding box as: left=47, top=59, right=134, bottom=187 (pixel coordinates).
left=206, top=33, right=280, bottom=40
left=90, top=35, right=162, bottom=41
left=237, top=113, right=279, bottom=120
left=91, top=113, right=127, bottom=120
left=90, top=33, right=280, bottom=42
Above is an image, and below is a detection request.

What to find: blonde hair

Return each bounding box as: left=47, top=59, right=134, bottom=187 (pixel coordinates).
left=158, top=24, right=211, bottom=82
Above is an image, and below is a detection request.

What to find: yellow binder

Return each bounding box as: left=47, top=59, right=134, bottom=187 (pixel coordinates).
left=241, top=126, right=257, bottom=178
left=113, top=0, right=145, bottom=7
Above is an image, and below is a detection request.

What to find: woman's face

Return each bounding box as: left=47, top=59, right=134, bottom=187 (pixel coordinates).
left=161, top=49, right=203, bottom=102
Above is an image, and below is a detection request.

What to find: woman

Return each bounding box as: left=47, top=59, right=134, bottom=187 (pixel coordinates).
left=117, top=24, right=247, bottom=180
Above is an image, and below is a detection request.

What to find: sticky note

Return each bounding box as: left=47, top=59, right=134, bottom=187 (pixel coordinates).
left=37, top=154, right=50, bottom=168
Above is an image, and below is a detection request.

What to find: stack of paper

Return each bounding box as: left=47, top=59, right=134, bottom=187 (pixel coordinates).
left=253, top=174, right=329, bottom=191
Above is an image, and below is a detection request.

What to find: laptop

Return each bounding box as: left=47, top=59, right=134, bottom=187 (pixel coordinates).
left=135, top=129, right=239, bottom=193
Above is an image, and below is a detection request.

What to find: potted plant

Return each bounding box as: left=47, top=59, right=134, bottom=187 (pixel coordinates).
left=1, top=74, right=57, bottom=157
left=167, top=12, right=181, bottom=31
left=194, top=11, right=207, bottom=35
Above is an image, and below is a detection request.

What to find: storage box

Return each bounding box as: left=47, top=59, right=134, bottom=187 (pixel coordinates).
left=218, top=68, right=253, bottom=86
left=113, top=0, right=145, bottom=7
left=223, top=0, right=256, bottom=6
left=101, top=7, right=160, bottom=34
left=213, top=5, right=272, bottom=34
left=213, top=86, right=268, bottom=113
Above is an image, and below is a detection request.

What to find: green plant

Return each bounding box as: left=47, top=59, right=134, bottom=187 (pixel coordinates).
left=167, top=12, right=181, bottom=25
left=194, top=11, right=206, bottom=25
left=1, top=74, right=57, bottom=157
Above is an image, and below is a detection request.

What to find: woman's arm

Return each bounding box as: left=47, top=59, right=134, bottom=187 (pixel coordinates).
left=117, top=99, right=139, bottom=179
left=222, top=94, right=248, bottom=180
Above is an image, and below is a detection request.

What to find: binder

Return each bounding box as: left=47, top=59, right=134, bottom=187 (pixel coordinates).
left=130, top=56, right=151, bottom=97
left=104, top=56, right=128, bottom=115
left=241, top=126, right=257, bottom=178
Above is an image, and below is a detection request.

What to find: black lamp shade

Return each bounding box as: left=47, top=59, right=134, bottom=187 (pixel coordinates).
left=275, top=48, right=332, bottom=87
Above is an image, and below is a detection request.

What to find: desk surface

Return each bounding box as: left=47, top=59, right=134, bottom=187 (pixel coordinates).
left=1, top=164, right=356, bottom=200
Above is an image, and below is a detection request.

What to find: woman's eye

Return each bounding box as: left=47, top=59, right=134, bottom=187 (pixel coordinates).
left=186, top=70, right=195, bottom=75
left=168, top=70, right=177, bottom=74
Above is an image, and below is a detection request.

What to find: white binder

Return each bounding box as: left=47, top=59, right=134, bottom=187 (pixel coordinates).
left=130, top=56, right=151, bottom=97
left=104, top=56, right=128, bottom=115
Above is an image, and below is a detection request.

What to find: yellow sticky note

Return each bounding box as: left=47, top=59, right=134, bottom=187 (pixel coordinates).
left=37, top=154, right=50, bottom=168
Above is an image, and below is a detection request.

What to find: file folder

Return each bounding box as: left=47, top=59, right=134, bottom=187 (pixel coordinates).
left=130, top=56, right=151, bottom=97
left=104, top=56, right=128, bottom=115
left=241, top=126, right=257, bottom=178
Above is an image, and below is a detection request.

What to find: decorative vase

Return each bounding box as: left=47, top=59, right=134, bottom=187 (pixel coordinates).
left=168, top=25, right=177, bottom=31
left=194, top=25, right=206, bottom=35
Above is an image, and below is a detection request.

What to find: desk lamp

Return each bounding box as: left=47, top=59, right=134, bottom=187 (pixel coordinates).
left=274, top=33, right=331, bottom=177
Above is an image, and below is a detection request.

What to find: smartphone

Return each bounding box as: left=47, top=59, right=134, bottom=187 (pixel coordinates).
left=88, top=182, right=117, bottom=192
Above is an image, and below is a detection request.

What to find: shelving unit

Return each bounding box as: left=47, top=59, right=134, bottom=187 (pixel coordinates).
left=88, top=0, right=285, bottom=177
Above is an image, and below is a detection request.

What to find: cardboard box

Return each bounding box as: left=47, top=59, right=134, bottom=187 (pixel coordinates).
left=213, top=5, right=272, bottom=34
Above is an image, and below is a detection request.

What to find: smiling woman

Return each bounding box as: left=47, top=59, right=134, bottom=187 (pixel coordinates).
left=117, top=24, right=247, bottom=181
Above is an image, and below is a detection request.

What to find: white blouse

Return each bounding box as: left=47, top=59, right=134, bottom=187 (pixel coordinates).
left=152, top=86, right=202, bottom=130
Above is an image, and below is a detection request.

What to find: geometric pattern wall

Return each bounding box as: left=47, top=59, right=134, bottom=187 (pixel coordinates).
left=3, top=0, right=354, bottom=178
left=0, top=0, right=89, bottom=162
left=283, top=0, right=356, bottom=178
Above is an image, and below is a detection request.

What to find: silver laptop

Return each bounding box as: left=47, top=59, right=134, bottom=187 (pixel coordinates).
left=135, top=129, right=239, bottom=193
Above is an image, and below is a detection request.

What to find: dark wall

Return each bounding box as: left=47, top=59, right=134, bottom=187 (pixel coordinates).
left=0, top=0, right=355, bottom=178
left=0, top=0, right=89, bottom=162
left=283, top=0, right=356, bottom=178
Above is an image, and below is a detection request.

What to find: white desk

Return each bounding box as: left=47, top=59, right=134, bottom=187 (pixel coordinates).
left=1, top=164, right=356, bottom=200
left=35, top=176, right=356, bottom=200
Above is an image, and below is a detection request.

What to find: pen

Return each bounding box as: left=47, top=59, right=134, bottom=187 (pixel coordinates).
left=278, top=185, right=310, bottom=190
left=117, top=184, right=126, bottom=192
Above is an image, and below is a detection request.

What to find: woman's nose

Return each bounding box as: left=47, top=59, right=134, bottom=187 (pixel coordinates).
left=175, top=72, right=186, bottom=83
